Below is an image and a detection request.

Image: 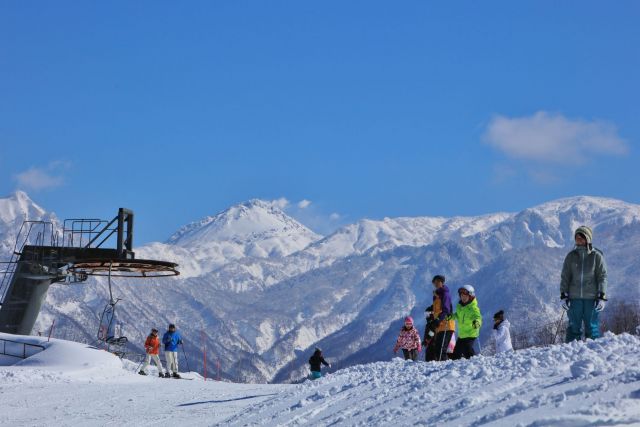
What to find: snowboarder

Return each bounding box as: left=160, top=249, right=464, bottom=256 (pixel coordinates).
left=139, top=328, right=165, bottom=377
left=492, top=310, right=513, bottom=353
left=561, top=225, right=608, bottom=342
left=162, top=323, right=183, bottom=378
left=448, top=285, right=482, bottom=360
left=308, top=347, right=331, bottom=379
left=424, top=275, right=455, bottom=362
left=393, top=316, right=422, bottom=361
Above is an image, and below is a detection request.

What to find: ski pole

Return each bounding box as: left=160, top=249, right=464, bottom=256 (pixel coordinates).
left=438, top=332, right=447, bottom=361
left=180, top=342, right=191, bottom=373
left=135, top=353, right=145, bottom=373
left=553, top=311, right=565, bottom=344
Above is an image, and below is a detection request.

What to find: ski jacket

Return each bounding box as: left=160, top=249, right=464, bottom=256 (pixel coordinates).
left=560, top=246, right=607, bottom=300
left=393, top=326, right=422, bottom=353
left=492, top=320, right=513, bottom=353
left=162, top=330, right=182, bottom=352
left=432, top=286, right=455, bottom=333
left=451, top=298, right=482, bottom=339
left=144, top=335, right=160, bottom=355
left=309, top=351, right=329, bottom=372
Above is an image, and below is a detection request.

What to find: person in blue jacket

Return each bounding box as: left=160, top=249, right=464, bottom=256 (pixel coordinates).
left=162, top=323, right=183, bottom=378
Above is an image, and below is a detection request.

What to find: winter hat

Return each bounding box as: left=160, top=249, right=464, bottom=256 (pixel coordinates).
left=458, top=284, right=475, bottom=296
left=404, top=316, right=414, bottom=325
left=493, top=310, right=504, bottom=321
left=151, top=328, right=158, bottom=333
left=432, top=275, right=446, bottom=284
left=574, top=225, right=593, bottom=244
left=168, top=323, right=176, bottom=329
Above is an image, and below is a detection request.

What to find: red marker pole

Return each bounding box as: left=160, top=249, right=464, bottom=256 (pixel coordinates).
left=201, top=330, right=207, bottom=381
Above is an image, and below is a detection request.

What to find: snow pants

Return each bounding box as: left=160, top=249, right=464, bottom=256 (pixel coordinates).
left=310, top=371, right=322, bottom=379
left=426, top=331, right=453, bottom=362
left=141, top=353, right=163, bottom=374
left=450, top=337, right=476, bottom=360
left=566, top=299, right=600, bottom=342
left=402, top=348, right=418, bottom=361
left=165, top=351, right=179, bottom=374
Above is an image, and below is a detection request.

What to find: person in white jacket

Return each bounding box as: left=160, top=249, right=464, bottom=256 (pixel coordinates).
left=492, top=310, right=513, bottom=353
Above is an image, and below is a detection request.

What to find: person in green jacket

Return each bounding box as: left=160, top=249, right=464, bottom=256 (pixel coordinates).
left=560, top=225, right=608, bottom=342
left=449, top=285, right=482, bottom=360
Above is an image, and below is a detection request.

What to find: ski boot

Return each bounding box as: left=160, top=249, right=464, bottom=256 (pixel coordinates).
left=138, top=370, right=147, bottom=376
left=172, top=372, right=181, bottom=379
left=158, top=372, right=165, bottom=378
left=164, top=372, right=171, bottom=378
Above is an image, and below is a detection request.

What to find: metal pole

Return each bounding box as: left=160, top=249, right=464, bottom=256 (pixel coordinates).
left=180, top=342, right=191, bottom=372
left=48, top=319, right=55, bottom=342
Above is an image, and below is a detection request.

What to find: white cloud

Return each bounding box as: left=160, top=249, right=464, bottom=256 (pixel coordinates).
left=274, top=198, right=346, bottom=235
left=14, top=163, right=68, bottom=191
left=483, top=111, right=628, bottom=164
left=297, top=199, right=312, bottom=209
left=270, top=197, right=290, bottom=210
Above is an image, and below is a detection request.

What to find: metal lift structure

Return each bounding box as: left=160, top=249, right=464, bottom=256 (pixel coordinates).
left=0, top=208, right=179, bottom=337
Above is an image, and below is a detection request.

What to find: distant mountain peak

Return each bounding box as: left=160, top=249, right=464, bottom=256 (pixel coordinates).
left=0, top=190, right=48, bottom=224
left=166, top=199, right=321, bottom=252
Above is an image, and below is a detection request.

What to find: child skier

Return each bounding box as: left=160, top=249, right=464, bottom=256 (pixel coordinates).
left=492, top=310, right=513, bottom=353
left=449, top=285, right=482, bottom=360
left=393, top=316, right=422, bottom=361
left=308, top=347, right=330, bottom=379
left=139, top=328, right=165, bottom=377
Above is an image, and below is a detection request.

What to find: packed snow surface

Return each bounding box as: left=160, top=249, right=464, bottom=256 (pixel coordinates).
left=1, top=332, right=640, bottom=426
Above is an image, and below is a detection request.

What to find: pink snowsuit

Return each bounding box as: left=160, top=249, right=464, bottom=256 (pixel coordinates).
left=393, top=326, right=422, bottom=353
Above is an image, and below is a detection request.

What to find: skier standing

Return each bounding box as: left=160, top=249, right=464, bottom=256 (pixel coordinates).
left=393, top=316, right=422, bottom=361
left=448, top=285, right=482, bottom=360
left=425, top=275, right=455, bottom=362
left=162, top=323, right=183, bottom=378
left=308, top=347, right=330, bottom=379
left=560, top=225, right=608, bottom=342
left=492, top=310, right=513, bottom=353
left=139, top=328, right=165, bottom=377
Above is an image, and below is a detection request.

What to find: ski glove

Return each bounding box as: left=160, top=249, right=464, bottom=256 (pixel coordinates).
left=561, top=292, right=570, bottom=311
left=472, top=320, right=480, bottom=329
left=595, top=300, right=606, bottom=312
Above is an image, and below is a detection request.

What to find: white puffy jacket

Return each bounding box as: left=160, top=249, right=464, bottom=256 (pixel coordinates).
left=492, top=320, right=513, bottom=353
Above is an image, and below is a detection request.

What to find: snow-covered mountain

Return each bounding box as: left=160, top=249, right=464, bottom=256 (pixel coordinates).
left=0, top=191, right=58, bottom=256
left=140, top=199, right=321, bottom=278
left=2, top=191, right=639, bottom=384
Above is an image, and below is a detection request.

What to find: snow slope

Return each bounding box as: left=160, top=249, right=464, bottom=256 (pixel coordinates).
left=1, top=332, right=640, bottom=426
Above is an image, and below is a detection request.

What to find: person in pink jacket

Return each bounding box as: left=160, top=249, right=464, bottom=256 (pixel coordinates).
left=393, top=316, right=422, bottom=361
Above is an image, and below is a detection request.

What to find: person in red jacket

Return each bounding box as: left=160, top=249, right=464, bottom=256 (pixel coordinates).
left=139, top=328, right=166, bottom=377
left=393, top=316, right=422, bottom=361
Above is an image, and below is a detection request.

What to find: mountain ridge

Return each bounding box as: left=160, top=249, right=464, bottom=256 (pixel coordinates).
left=1, top=191, right=639, bottom=383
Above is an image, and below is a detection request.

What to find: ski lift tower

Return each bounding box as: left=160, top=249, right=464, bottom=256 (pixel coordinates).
left=0, top=208, right=179, bottom=335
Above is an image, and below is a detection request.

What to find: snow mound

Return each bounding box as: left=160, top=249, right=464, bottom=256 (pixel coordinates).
left=0, top=332, right=124, bottom=383
left=227, top=333, right=640, bottom=426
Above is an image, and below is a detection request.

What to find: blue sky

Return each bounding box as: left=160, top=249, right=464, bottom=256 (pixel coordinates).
left=1, top=1, right=638, bottom=243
